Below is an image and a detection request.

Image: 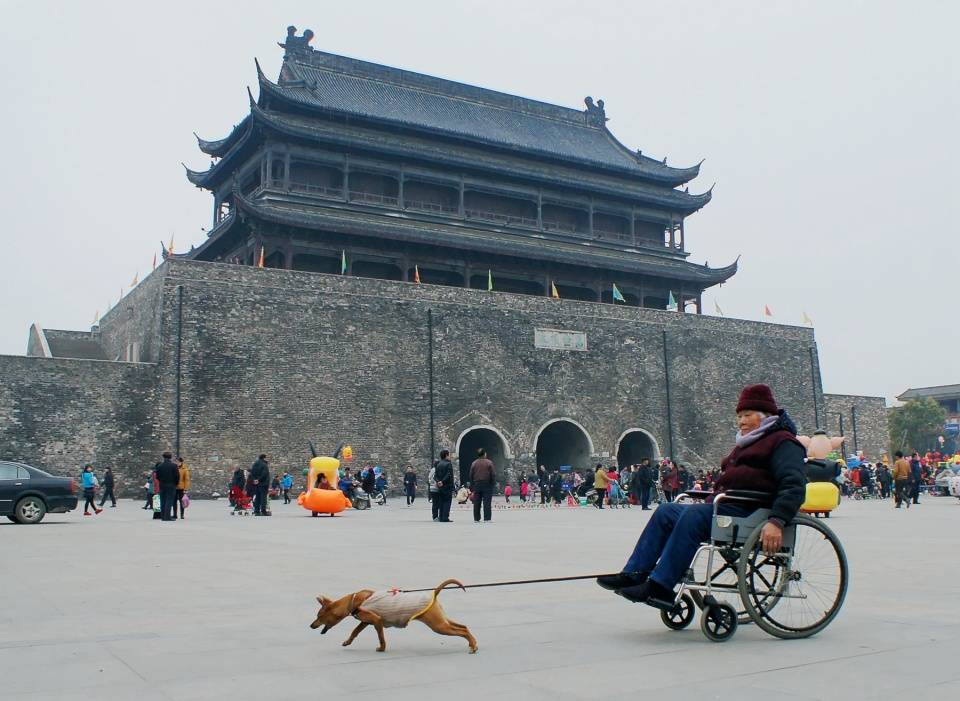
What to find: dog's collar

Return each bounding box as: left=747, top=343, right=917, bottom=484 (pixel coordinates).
left=348, top=593, right=360, bottom=618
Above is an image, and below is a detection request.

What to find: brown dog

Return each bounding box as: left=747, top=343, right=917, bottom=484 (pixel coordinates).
left=310, top=578, right=477, bottom=653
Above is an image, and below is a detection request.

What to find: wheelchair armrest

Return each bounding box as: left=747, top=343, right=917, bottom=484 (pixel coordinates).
left=720, top=489, right=774, bottom=505
left=680, top=489, right=714, bottom=500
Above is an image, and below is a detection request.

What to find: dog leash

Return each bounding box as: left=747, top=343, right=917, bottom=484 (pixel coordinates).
left=400, top=573, right=619, bottom=593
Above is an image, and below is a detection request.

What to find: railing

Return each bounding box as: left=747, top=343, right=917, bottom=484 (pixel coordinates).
left=465, top=208, right=539, bottom=228
left=404, top=199, right=459, bottom=215
left=594, top=227, right=634, bottom=243
left=287, top=181, right=344, bottom=198
left=542, top=220, right=582, bottom=235
left=349, top=190, right=400, bottom=207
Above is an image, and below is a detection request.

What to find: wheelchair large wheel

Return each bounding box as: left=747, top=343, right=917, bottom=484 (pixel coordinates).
left=737, top=515, right=848, bottom=639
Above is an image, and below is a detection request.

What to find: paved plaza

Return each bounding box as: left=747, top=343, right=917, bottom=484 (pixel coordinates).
left=1, top=494, right=958, bottom=700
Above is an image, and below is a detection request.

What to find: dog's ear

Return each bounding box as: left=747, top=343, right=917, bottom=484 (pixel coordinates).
left=316, top=595, right=332, bottom=606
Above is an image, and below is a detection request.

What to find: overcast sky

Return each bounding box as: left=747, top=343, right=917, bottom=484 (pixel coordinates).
left=0, top=1, right=955, bottom=403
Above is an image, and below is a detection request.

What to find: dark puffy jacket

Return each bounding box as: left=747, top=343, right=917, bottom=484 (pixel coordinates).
left=434, top=459, right=455, bottom=493
left=250, top=459, right=270, bottom=485
left=714, top=411, right=807, bottom=525
left=155, top=459, right=180, bottom=486
left=103, top=470, right=114, bottom=488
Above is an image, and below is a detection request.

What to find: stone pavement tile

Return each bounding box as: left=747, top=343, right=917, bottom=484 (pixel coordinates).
left=157, top=670, right=351, bottom=701
left=0, top=642, right=146, bottom=695
left=8, top=683, right=168, bottom=701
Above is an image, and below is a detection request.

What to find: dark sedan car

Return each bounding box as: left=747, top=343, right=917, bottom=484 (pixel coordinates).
left=0, top=461, right=78, bottom=524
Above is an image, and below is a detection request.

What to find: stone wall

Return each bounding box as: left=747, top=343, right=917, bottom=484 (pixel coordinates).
left=0, top=355, right=160, bottom=488
left=147, top=260, right=822, bottom=492
left=1, top=259, right=831, bottom=496
left=823, top=394, right=889, bottom=461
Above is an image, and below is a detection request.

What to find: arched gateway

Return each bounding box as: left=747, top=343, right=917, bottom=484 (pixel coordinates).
left=455, top=425, right=511, bottom=485
left=534, top=418, right=594, bottom=471
left=615, top=428, right=660, bottom=468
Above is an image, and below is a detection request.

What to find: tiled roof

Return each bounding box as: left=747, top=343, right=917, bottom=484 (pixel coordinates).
left=261, top=52, right=701, bottom=184
left=897, top=385, right=960, bottom=401
left=45, top=336, right=108, bottom=361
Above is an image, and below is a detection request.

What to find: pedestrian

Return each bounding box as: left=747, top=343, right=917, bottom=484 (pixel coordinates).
left=98, top=466, right=117, bottom=508
left=361, top=468, right=375, bottom=498
left=250, top=454, right=271, bottom=516
left=374, top=470, right=387, bottom=503
left=155, top=451, right=180, bottom=521
left=892, top=451, right=911, bottom=508
left=877, top=463, right=892, bottom=499
left=635, top=458, right=654, bottom=510
left=537, top=465, right=549, bottom=504
left=403, top=465, right=417, bottom=506
left=593, top=464, right=610, bottom=509
left=429, top=461, right=440, bottom=520
left=469, top=448, right=496, bottom=523
left=504, top=484, right=512, bottom=503
left=909, top=452, right=922, bottom=505
left=434, top=449, right=455, bottom=523
left=281, top=471, right=293, bottom=504
left=81, top=464, right=103, bottom=516
left=519, top=478, right=529, bottom=503
left=176, top=456, right=191, bottom=520
left=142, top=471, right=155, bottom=510
left=662, top=460, right=680, bottom=502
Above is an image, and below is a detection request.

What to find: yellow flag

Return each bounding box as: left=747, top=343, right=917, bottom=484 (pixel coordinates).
left=92, top=310, right=99, bottom=324
left=168, top=234, right=175, bottom=255
left=550, top=281, right=560, bottom=299
left=130, top=272, right=139, bottom=287
left=802, top=311, right=813, bottom=325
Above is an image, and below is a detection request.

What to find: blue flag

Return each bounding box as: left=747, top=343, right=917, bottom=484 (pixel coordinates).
left=612, top=283, right=625, bottom=303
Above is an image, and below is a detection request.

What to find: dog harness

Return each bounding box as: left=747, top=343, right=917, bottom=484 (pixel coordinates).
left=357, top=589, right=436, bottom=628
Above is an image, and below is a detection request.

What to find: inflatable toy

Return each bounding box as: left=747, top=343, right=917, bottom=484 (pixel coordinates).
left=797, top=430, right=843, bottom=517
left=298, top=453, right=352, bottom=516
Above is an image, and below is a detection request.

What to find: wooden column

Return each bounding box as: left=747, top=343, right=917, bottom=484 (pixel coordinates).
left=639, top=279, right=646, bottom=308
left=588, top=199, right=595, bottom=236
left=398, top=165, right=405, bottom=209
left=458, top=176, right=465, bottom=216
left=464, top=264, right=472, bottom=289
left=284, top=151, right=291, bottom=189
left=537, top=189, right=543, bottom=229
left=343, top=154, right=351, bottom=202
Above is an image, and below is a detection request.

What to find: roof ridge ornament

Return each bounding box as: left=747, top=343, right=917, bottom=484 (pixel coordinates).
left=279, top=26, right=315, bottom=56
left=583, top=96, right=607, bottom=127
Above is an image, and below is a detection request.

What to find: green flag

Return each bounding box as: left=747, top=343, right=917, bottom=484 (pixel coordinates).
left=612, top=283, right=625, bottom=303
left=341, top=250, right=347, bottom=275
left=666, top=291, right=678, bottom=311
left=487, top=269, right=493, bottom=291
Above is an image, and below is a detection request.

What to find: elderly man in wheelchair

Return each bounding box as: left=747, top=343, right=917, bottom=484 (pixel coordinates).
left=598, top=384, right=848, bottom=641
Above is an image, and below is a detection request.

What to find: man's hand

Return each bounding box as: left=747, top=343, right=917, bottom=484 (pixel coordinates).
left=760, top=521, right=783, bottom=555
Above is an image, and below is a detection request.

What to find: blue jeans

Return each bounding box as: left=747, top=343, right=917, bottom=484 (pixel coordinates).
left=624, top=502, right=750, bottom=589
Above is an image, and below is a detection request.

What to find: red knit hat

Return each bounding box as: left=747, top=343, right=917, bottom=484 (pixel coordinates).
left=736, top=384, right=778, bottom=414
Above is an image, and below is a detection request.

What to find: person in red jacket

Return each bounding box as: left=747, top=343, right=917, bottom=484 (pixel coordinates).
left=597, top=384, right=806, bottom=609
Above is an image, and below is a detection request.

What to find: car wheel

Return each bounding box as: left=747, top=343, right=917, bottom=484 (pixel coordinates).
left=15, top=496, right=46, bottom=524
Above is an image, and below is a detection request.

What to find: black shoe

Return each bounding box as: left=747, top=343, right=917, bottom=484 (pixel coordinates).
left=619, top=580, right=675, bottom=608
left=596, top=572, right=647, bottom=591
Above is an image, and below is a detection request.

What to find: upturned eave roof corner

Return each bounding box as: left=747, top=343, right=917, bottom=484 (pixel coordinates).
left=183, top=162, right=212, bottom=186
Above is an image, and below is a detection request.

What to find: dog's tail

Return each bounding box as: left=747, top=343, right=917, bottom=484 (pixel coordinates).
left=434, top=578, right=466, bottom=597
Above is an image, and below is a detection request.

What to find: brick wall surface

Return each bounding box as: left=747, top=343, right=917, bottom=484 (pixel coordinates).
left=823, top=394, right=889, bottom=461
left=0, top=355, right=160, bottom=487
left=0, top=259, right=830, bottom=496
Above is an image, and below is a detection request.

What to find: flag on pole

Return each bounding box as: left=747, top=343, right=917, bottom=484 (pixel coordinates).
left=167, top=234, right=175, bottom=256
left=413, top=265, right=421, bottom=284
left=714, top=299, right=724, bottom=317
left=130, top=272, right=139, bottom=287
left=550, top=281, right=560, bottom=299
left=763, top=305, right=774, bottom=319
left=802, top=311, right=813, bottom=325
left=612, top=283, right=625, bottom=303
left=256, top=246, right=265, bottom=268
left=487, top=269, right=493, bottom=291
left=341, top=250, right=347, bottom=275
left=152, top=252, right=157, bottom=270
left=93, top=310, right=99, bottom=325
left=666, top=291, right=678, bottom=311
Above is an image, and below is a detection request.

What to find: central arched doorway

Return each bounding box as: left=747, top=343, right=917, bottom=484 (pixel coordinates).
left=616, top=429, right=660, bottom=468
left=534, top=418, right=594, bottom=472
left=456, top=426, right=510, bottom=485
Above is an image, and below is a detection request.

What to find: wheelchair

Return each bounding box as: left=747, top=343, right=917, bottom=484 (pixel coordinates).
left=658, top=490, right=848, bottom=642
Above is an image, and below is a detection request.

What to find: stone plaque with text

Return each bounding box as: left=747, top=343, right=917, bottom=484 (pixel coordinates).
left=534, top=328, right=588, bottom=351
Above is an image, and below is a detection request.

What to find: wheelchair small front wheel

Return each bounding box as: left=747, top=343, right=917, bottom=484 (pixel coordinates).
left=660, top=594, right=695, bottom=630
left=700, top=602, right=738, bottom=642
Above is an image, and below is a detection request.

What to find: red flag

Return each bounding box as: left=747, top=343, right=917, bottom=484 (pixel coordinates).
left=257, top=246, right=265, bottom=269
left=413, top=265, right=421, bottom=284
left=763, top=305, right=773, bottom=318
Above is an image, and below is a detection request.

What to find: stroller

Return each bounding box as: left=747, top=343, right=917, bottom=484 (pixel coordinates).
left=608, top=481, right=630, bottom=508
left=229, top=484, right=253, bottom=515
